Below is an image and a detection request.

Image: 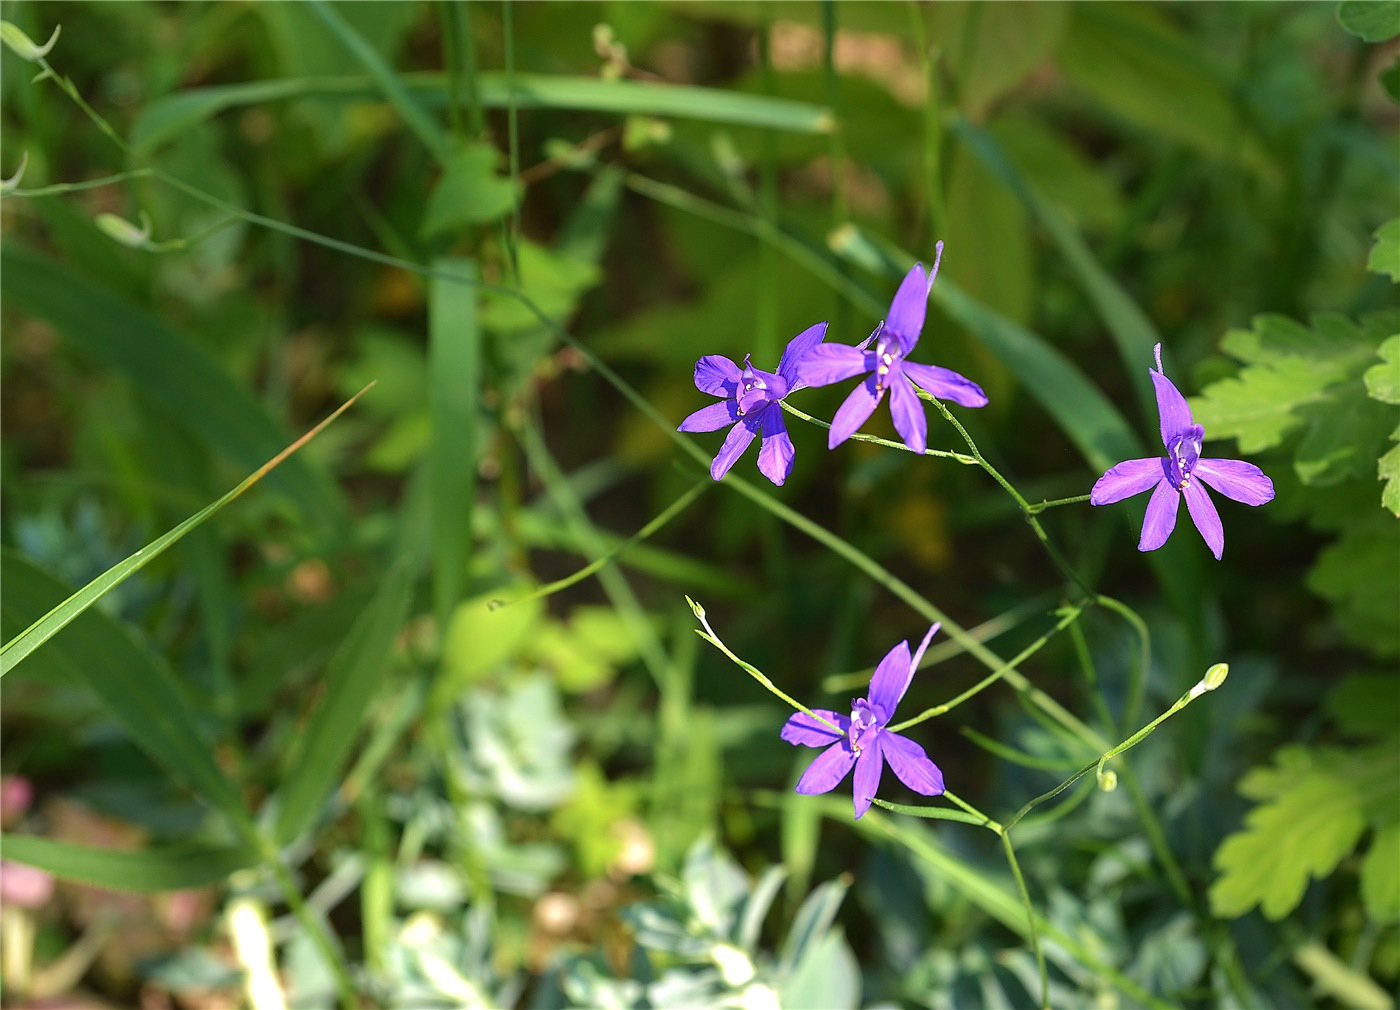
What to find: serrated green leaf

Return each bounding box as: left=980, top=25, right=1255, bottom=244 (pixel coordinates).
left=1362, top=821, right=1400, bottom=923
left=1365, top=335, right=1400, bottom=403
left=1194, top=314, right=1400, bottom=486
left=1308, top=520, right=1400, bottom=656
left=1338, top=0, right=1400, bottom=42
left=477, top=240, right=600, bottom=334
left=1368, top=221, right=1400, bottom=281
left=1378, top=435, right=1400, bottom=516
left=420, top=143, right=520, bottom=237
left=1210, top=745, right=1369, bottom=920
left=0, top=835, right=260, bottom=893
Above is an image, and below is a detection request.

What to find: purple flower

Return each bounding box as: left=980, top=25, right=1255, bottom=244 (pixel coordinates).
left=781, top=624, right=945, bottom=819
left=795, top=243, right=987, bottom=455
left=679, top=322, right=827, bottom=486
left=1091, top=344, right=1275, bottom=560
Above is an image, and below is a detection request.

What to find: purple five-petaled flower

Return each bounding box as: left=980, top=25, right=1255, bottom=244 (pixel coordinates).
left=1091, top=344, right=1274, bottom=560
left=795, top=242, right=987, bottom=455
left=679, top=322, right=827, bottom=486
left=781, top=624, right=945, bottom=820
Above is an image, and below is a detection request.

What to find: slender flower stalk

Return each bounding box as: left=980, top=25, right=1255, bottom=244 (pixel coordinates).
left=678, top=322, right=827, bottom=486
left=796, top=242, right=986, bottom=455
left=1091, top=345, right=1274, bottom=559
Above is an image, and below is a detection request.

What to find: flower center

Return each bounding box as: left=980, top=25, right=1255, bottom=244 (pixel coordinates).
left=1167, top=424, right=1204, bottom=489
left=735, top=355, right=788, bottom=417
left=873, top=336, right=903, bottom=394
left=848, top=697, right=887, bottom=754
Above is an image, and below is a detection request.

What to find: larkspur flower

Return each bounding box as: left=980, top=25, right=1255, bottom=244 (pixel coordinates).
left=796, top=242, right=987, bottom=455
left=678, top=321, right=827, bottom=486
left=1091, top=344, right=1274, bottom=560
left=781, top=624, right=945, bottom=820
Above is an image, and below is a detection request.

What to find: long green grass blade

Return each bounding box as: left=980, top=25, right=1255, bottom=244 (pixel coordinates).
left=131, top=72, right=832, bottom=154
left=0, top=550, right=244, bottom=815
left=1, top=244, right=348, bottom=537
left=429, top=257, right=478, bottom=637
left=1, top=385, right=372, bottom=676
left=0, top=835, right=261, bottom=893
left=273, top=559, right=413, bottom=844
left=306, top=0, right=449, bottom=162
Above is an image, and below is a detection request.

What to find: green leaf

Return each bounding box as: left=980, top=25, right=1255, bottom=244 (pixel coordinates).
left=0, top=550, right=244, bottom=816
left=440, top=590, right=544, bottom=690
left=1, top=387, right=369, bottom=677
left=1378, top=434, right=1400, bottom=516
left=131, top=73, right=832, bottom=155
left=1365, top=334, right=1400, bottom=403
left=1338, top=0, right=1400, bottom=42
left=1058, top=4, right=1274, bottom=179
left=0, top=244, right=347, bottom=538
left=932, top=2, right=1067, bottom=120
left=0, top=835, right=260, bottom=893
left=1362, top=821, right=1400, bottom=923
left=273, top=559, right=413, bottom=844
left=478, top=240, right=601, bottom=335
left=1192, top=312, right=1397, bottom=485
left=1368, top=220, right=1400, bottom=281
left=420, top=145, right=519, bottom=237
left=1210, top=744, right=1378, bottom=920
left=428, top=257, right=479, bottom=636
left=1307, top=519, right=1400, bottom=657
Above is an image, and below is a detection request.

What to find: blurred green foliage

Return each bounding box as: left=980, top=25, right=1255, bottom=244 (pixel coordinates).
left=2, top=2, right=1397, bottom=1008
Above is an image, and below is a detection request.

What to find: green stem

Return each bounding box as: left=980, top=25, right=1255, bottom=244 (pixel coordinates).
left=1025, top=493, right=1091, bottom=514
left=781, top=400, right=976, bottom=464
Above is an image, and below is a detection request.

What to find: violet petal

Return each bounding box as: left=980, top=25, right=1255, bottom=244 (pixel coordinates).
left=777, top=321, right=829, bottom=389
left=781, top=709, right=849, bottom=747
left=887, top=372, right=928, bottom=455
left=1183, top=480, right=1224, bottom=560
left=901, top=361, right=988, bottom=408
left=797, top=344, right=870, bottom=388
left=1138, top=478, right=1180, bottom=552
left=694, top=355, right=741, bottom=397
left=709, top=419, right=758, bottom=481
left=884, top=264, right=928, bottom=353
left=795, top=740, right=857, bottom=795
left=1195, top=458, right=1275, bottom=506
left=867, top=640, right=914, bottom=719
left=1091, top=458, right=1167, bottom=506
left=851, top=740, right=884, bottom=819
left=828, top=374, right=882, bottom=448
left=678, top=401, right=739, bottom=433
left=1150, top=367, right=1194, bottom=450
left=881, top=731, right=945, bottom=795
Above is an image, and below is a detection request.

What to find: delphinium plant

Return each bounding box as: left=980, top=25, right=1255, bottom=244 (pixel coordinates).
left=673, top=242, right=1273, bottom=1007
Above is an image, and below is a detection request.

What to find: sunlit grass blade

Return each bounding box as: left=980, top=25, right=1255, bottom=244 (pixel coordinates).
left=273, top=559, right=413, bottom=845
left=130, top=72, right=833, bottom=154
left=0, top=551, right=244, bottom=815
left=0, top=835, right=260, bottom=893
left=1, top=384, right=373, bottom=677
left=429, top=257, right=478, bottom=637
left=0, top=244, right=349, bottom=537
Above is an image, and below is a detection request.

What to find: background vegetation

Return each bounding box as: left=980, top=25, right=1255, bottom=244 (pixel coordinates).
left=2, top=2, right=1397, bottom=1008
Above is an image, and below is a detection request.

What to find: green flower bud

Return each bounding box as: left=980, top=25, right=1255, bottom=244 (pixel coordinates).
left=0, top=21, right=60, bottom=62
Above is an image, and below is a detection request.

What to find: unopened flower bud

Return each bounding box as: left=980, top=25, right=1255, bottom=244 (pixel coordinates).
left=0, top=21, right=60, bottom=61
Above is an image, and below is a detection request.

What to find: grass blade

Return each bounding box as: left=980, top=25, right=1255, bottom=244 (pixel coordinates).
left=273, top=558, right=413, bottom=845
left=1, top=243, right=348, bottom=538
left=131, top=72, right=832, bottom=154
left=0, top=835, right=261, bottom=893
left=429, top=257, right=479, bottom=636
left=0, top=550, right=244, bottom=816
left=1, top=385, right=372, bottom=677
